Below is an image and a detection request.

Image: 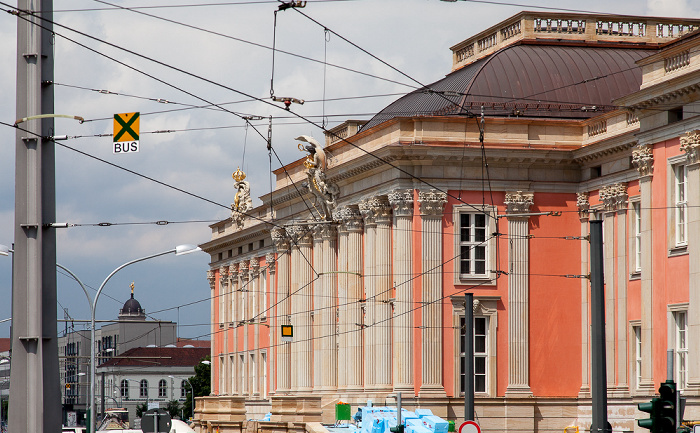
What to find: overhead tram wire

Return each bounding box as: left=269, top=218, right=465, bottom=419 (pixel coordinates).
left=4, top=2, right=325, bottom=263
left=8, top=4, right=656, bottom=226
left=89, top=0, right=417, bottom=90
left=0, top=119, right=311, bottom=255
left=51, top=0, right=358, bottom=13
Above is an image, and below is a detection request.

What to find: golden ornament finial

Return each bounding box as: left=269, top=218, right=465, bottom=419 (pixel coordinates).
left=130, top=282, right=135, bottom=295
left=232, top=167, right=247, bottom=182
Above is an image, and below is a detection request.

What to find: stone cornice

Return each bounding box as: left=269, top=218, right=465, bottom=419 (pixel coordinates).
left=616, top=69, right=700, bottom=109
left=200, top=227, right=271, bottom=253
left=572, top=139, right=636, bottom=164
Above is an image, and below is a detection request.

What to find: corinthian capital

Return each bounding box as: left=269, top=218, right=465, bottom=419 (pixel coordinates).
left=228, top=263, right=239, bottom=278
left=504, top=191, right=534, bottom=215
left=680, top=130, right=700, bottom=165
left=632, top=144, right=654, bottom=178
left=270, top=228, right=290, bottom=251
left=207, top=270, right=216, bottom=290
left=600, top=183, right=628, bottom=212
left=388, top=189, right=414, bottom=217
left=418, top=190, right=447, bottom=217
left=287, top=224, right=313, bottom=246
left=335, top=205, right=363, bottom=232
left=576, top=192, right=590, bottom=221
left=265, top=253, right=276, bottom=273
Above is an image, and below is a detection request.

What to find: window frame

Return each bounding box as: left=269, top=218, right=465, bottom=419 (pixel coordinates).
left=139, top=379, right=148, bottom=398
left=158, top=379, right=167, bottom=398
left=667, top=155, right=689, bottom=254
left=452, top=205, right=497, bottom=286
left=629, top=200, right=642, bottom=275
left=668, top=303, right=689, bottom=391
left=451, top=295, right=499, bottom=397
left=121, top=379, right=129, bottom=400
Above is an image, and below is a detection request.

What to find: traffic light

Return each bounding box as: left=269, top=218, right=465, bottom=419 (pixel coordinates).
left=657, top=380, right=676, bottom=433
left=638, top=396, right=660, bottom=432
left=638, top=380, right=677, bottom=433
left=65, top=383, right=71, bottom=391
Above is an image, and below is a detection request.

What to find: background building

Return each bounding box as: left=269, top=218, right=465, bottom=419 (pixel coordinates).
left=59, top=286, right=207, bottom=425
left=199, top=11, right=700, bottom=433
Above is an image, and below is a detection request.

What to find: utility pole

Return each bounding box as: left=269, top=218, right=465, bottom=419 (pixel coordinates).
left=590, top=220, right=608, bottom=433
left=10, top=0, right=61, bottom=432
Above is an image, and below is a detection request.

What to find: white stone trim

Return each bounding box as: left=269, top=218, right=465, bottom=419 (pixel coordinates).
left=451, top=296, right=499, bottom=398
left=452, top=204, right=497, bottom=286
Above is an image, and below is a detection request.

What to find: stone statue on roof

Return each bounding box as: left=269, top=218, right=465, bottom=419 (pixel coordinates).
left=231, top=167, right=253, bottom=229
left=297, top=135, right=339, bottom=221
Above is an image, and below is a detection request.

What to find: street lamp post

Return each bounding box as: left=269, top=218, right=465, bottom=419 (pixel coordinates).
left=2, top=244, right=202, bottom=432
left=89, top=245, right=201, bottom=433
left=168, top=375, right=194, bottom=420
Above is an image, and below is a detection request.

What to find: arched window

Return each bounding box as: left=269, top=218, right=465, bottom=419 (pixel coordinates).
left=140, top=379, right=148, bottom=398
left=181, top=380, right=187, bottom=398
left=120, top=379, right=129, bottom=399
left=158, top=379, right=167, bottom=398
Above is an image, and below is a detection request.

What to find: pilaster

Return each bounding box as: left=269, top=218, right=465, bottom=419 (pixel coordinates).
left=681, top=130, right=700, bottom=395
left=632, top=143, right=655, bottom=394
left=577, top=192, right=591, bottom=398
left=504, top=191, right=534, bottom=398
left=229, top=263, right=239, bottom=396
left=417, top=189, right=447, bottom=397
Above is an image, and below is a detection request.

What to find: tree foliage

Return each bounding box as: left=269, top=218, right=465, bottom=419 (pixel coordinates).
left=183, top=355, right=210, bottom=420
left=135, top=402, right=148, bottom=418
left=166, top=400, right=181, bottom=419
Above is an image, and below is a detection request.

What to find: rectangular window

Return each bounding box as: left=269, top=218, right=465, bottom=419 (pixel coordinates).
left=675, top=311, right=688, bottom=390
left=633, top=325, right=642, bottom=389
left=459, top=316, right=488, bottom=394
left=675, top=164, right=688, bottom=246
left=459, top=213, right=488, bottom=277
left=633, top=202, right=642, bottom=272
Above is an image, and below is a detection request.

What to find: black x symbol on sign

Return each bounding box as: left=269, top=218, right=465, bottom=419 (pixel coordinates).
left=113, top=112, right=140, bottom=142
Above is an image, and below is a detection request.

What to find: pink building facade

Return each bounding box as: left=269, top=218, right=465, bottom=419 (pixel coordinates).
left=198, top=12, right=700, bottom=433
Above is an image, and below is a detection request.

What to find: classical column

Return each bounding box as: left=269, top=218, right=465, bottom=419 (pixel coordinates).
left=229, top=263, right=239, bottom=395
left=359, top=200, right=377, bottom=389
left=288, top=225, right=314, bottom=392
left=239, top=260, right=250, bottom=396
left=337, top=206, right=364, bottom=392
left=389, top=189, right=415, bottom=394
left=250, top=257, right=261, bottom=396
left=207, top=270, right=216, bottom=393
left=336, top=212, right=349, bottom=392
left=505, top=191, right=534, bottom=397
left=681, top=131, right=700, bottom=395
left=266, top=253, right=276, bottom=395
left=320, top=224, right=338, bottom=391
left=418, top=190, right=447, bottom=396
left=219, top=266, right=229, bottom=394
left=632, top=144, right=655, bottom=393
left=577, top=193, right=591, bottom=398
left=600, top=184, right=617, bottom=388
left=271, top=228, right=291, bottom=393
left=312, top=226, right=323, bottom=390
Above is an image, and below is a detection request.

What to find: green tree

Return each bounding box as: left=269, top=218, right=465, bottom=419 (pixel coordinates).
left=166, top=400, right=181, bottom=419
left=135, top=402, right=148, bottom=418
left=183, top=356, right=210, bottom=420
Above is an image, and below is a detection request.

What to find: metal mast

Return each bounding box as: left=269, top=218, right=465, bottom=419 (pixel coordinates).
left=10, top=0, right=61, bottom=431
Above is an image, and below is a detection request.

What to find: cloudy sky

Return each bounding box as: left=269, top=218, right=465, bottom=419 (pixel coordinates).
left=0, top=0, right=697, bottom=341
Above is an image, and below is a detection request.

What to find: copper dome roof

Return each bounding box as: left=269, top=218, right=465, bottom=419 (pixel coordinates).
left=361, top=43, right=654, bottom=131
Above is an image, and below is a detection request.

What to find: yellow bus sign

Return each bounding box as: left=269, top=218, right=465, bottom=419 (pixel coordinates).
left=113, top=112, right=140, bottom=154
